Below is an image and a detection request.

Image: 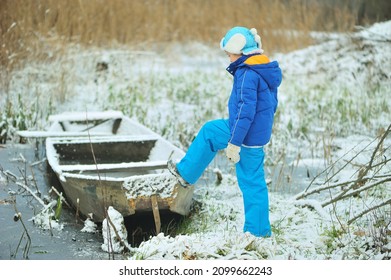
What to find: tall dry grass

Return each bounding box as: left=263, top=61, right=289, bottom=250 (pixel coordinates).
left=1, top=0, right=359, bottom=70
left=0, top=0, right=362, bottom=121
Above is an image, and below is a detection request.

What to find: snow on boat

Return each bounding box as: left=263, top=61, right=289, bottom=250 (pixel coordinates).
left=44, top=111, right=194, bottom=223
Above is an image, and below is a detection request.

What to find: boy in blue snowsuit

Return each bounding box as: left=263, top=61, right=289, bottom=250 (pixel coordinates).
left=169, top=27, right=282, bottom=237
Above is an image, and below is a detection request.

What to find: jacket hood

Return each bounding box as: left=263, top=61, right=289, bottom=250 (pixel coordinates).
left=226, top=54, right=282, bottom=89
left=246, top=60, right=282, bottom=89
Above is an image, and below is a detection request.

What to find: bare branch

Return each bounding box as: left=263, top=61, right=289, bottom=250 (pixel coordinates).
left=352, top=124, right=391, bottom=189
left=304, top=138, right=376, bottom=192
left=296, top=173, right=390, bottom=200
left=16, top=182, right=45, bottom=207
left=49, top=186, right=72, bottom=208
left=322, top=177, right=391, bottom=207
left=348, top=198, right=391, bottom=225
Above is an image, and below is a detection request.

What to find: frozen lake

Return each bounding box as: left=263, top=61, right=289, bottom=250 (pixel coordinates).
left=0, top=143, right=112, bottom=260
left=0, top=142, right=188, bottom=260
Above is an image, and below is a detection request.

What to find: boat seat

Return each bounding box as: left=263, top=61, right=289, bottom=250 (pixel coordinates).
left=60, top=160, right=168, bottom=173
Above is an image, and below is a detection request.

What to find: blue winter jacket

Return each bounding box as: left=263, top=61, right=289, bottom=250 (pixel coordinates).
left=227, top=54, right=282, bottom=147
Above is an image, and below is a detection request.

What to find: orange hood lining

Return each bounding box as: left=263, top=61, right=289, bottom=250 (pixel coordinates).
left=244, top=54, right=270, bottom=65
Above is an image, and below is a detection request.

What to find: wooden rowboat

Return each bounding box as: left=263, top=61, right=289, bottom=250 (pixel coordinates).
left=41, top=111, right=194, bottom=223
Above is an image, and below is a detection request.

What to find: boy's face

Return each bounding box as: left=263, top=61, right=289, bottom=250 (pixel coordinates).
left=226, top=52, right=242, bottom=63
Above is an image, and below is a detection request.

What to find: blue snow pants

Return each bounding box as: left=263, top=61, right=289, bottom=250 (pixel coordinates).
left=176, top=119, right=271, bottom=237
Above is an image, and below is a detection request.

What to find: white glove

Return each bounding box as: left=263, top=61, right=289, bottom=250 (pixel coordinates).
left=226, top=143, right=241, bottom=163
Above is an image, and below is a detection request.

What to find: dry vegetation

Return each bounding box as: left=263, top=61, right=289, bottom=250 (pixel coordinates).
left=0, top=0, right=379, bottom=142
left=1, top=0, right=388, bottom=130
left=1, top=0, right=360, bottom=70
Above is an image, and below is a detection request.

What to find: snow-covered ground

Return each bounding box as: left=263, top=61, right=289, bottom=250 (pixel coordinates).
left=1, top=21, right=390, bottom=260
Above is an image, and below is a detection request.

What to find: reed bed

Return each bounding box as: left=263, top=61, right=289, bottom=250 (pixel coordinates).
left=0, top=0, right=361, bottom=130
left=1, top=0, right=359, bottom=68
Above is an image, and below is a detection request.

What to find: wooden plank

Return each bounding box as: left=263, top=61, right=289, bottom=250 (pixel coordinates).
left=48, top=134, right=159, bottom=143
left=169, top=183, right=194, bottom=216
left=48, top=111, right=123, bottom=122
left=17, top=131, right=110, bottom=138
left=60, top=161, right=168, bottom=172
left=112, top=118, right=122, bottom=134
left=151, top=195, right=161, bottom=234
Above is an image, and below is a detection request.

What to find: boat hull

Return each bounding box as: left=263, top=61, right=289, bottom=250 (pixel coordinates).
left=44, top=111, right=193, bottom=222
left=59, top=174, right=194, bottom=222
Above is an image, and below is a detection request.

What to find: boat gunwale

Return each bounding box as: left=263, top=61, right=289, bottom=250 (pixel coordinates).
left=59, top=160, right=168, bottom=172
left=47, top=134, right=160, bottom=144
left=59, top=170, right=173, bottom=183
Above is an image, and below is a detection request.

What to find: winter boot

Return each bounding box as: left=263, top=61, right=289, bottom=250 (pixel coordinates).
left=167, top=159, right=190, bottom=188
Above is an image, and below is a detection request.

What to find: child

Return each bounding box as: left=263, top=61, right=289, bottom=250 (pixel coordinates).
left=168, top=26, right=282, bottom=237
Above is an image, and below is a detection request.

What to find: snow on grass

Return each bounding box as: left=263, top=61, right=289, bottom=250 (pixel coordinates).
left=30, top=201, right=64, bottom=231
left=81, top=217, right=98, bottom=233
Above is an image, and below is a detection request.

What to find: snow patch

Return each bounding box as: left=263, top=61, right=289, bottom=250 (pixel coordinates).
left=101, top=206, right=129, bottom=253
left=123, top=173, right=177, bottom=199
left=81, top=216, right=98, bottom=233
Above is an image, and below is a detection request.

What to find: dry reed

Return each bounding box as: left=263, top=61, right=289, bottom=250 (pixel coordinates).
left=1, top=0, right=360, bottom=71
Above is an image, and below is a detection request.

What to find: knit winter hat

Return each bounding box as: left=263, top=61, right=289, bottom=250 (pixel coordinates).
left=220, top=26, right=263, bottom=55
